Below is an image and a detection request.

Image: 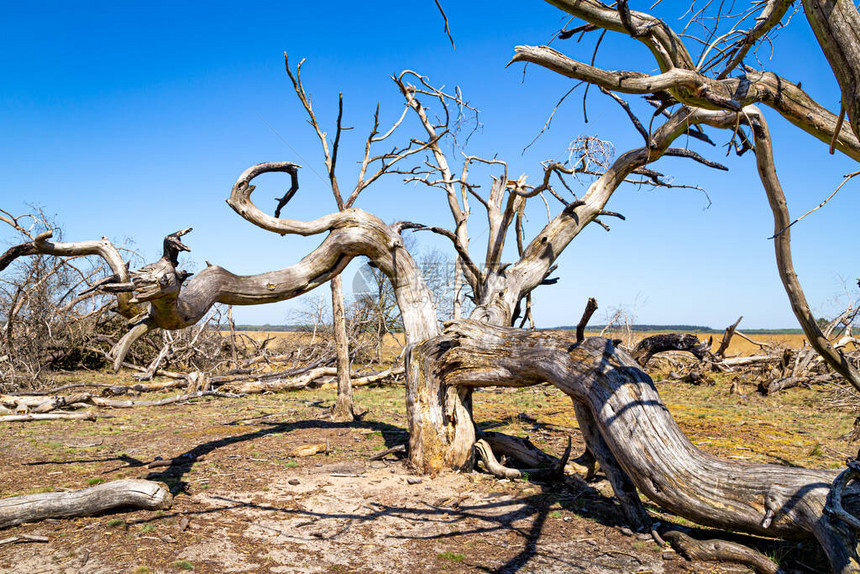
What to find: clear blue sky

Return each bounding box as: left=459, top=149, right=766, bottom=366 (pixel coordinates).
left=1, top=1, right=857, bottom=329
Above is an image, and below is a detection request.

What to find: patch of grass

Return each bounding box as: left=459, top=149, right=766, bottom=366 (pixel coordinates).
left=134, top=567, right=152, bottom=574
left=284, top=460, right=298, bottom=468
left=549, top=510, right=562, bottom=519
left=87, top=478, right=105, bottom=486
left=139, top=523, right=156, bottom=533
left=106, top=519, right=126, bottom=527
left=809, top=443, right=824, bottom=458
left=173, top=559, right=194, bottom=570
left=438, top=552, right=464, bottom=563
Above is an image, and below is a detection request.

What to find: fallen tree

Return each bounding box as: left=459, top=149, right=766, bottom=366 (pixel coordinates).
left=0, top=479, right=172, bottom=529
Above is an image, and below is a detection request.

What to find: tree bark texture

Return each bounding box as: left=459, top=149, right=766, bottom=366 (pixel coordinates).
left=0, top=480, right=172, bottom=529
left=419, top=320, right=860, bottom=572
left=632, top=333, right=711, bottom=366
left=803, top=0, right=860, bottom=141
left=329, top=275, right=353, bottom=422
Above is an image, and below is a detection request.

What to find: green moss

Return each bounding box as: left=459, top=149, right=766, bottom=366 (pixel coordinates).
left=438, top=552, right=464, bottom=562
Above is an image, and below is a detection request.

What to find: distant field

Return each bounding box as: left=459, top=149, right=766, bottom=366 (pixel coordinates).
left=583, top=330, right=812, bottom=357
left=232, top=328, right=828, bottom=360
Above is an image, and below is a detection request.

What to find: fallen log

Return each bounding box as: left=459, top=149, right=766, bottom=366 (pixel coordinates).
left=225, top=365, right=404, bottom=394
left=223, top=367, right=340, bottom=393
left=632, top=333, right=711, bottom=366
left=759, top=373, right=838, bottom=395
left=663, top=530, right=778, bottom=574
left=317, top=365, right=405, bottom=390
left=208, top=355, right=335, bottom=385
left=89, top=390, right=241, bottom=408
left=720, top=354, right=784, bottom=367
left=474, top=437, right=571, bottom=480
left=101, top=380, right=186, bottom=396
left=0, top=412, right=97, bottom=423
left=425, top=321, right=860, bottom=572
left=0, top=479, right=172, bottom=529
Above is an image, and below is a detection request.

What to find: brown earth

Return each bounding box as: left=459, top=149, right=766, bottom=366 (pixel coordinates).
left=0, top=357, right=855, bottom=573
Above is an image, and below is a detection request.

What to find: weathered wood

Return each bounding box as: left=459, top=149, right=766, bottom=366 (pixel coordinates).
left=426, top=321, right=860, bottom=571
left=803, top=0, right=860, bottom=141
left=330, top=275, right=353, bottom=422
left=716, top=316, right=743, bottom=358
left=759, top=373, right=837, bottom=395
left=663, top=530, right=779, bottom=574
left=474, top=437, right=571, bottom=480
left=632, top=333, right=711, bottom=366
left=0, top=479, right=172, bottom=529
left=0, top=412, right=97, bottom=423
left=89, top=390, right=238, bottom=408
left=288, top=442, right=329, bottom=457
left=576, top=297, right=598, bottom=343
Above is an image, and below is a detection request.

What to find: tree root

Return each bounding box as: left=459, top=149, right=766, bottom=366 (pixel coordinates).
left=473, top=437, right=571, bottom=480
left=479, top=430, right=597, bottom=479
left=663, top=530, right=779, bottom=574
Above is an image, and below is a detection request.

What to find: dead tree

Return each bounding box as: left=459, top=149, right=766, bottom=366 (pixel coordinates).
left=6, top=2, right=860, bottom=569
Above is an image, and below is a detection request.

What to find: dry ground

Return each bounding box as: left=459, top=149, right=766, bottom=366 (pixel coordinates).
left=0, top=331, right=855, bottom=573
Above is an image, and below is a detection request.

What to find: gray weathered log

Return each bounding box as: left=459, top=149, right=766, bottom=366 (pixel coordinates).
left=632, top=333, right=711, bottom=366
left=663, top=530, right=779, bottom=574
left=0, top=479, right=172, bottom=529
left=425, top=320, right=860, bottom=572
left=0, top=412, right=97, bottom=423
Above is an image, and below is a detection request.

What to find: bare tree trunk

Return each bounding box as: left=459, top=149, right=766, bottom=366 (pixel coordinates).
left=452, top=257, right=462, bottom=321
left=405, top=343, right=475, bottom=473
left=330, top=275, right=353, bottom=422
left=802, top=0, right=860, bottom=141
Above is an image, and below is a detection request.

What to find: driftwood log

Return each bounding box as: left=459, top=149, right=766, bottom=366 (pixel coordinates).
left=0, top=480, right=172, bottom=529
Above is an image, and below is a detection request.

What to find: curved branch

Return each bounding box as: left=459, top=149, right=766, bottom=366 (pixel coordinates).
left=544, top=0, right=696, bottom=71
left=745, top=107, right=860, bottom=393
left=0, top=230, right=139, bottom=318
left=424, top=321, right=860, bottom=572
left=511, top=45, right=860, bottom=161
left=108, top=319, right=155, bottom=372
left=224, top=163, right=440, bottom=343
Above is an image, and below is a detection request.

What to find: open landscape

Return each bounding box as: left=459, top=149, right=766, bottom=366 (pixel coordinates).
left=4, top=0, right=860, bottom=572
left=1, top=331, right=857, bottom=573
